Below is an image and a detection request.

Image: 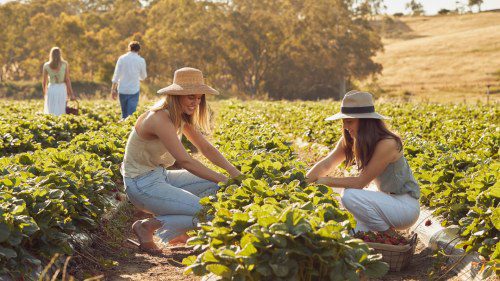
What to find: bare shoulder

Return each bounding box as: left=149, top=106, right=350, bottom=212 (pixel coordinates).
left=145, top=110, right=170, bottom=124
left=376, top=138, right=400, bottom=152
left=376, top=138, right=402, bottom=160
left=135, top=110, right=172, bottom=139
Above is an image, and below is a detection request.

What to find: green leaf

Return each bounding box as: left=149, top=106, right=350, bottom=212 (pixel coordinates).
left=237, top=244, right=257, bottom=257
left=11, top=203, right=26, bottom=215
left=0, top=246, right=17, bottom=258
left=363, top=261, right=389, bottom=278
left=488, top=186, right=500, bottom=198
left=202, top=250, right=219, bottom=263
left=269, top=262, right=290, bottom=277
left=256, top=263, right=272, bottom=276
left=206, top=263, right=232, bottom=278
left=257, top=216, right=278, bottom=227
left=0, top=222, right=10, bottom=243
left=182, top=255, right=197, bottom=266
left=492, top=207, right=500, bottom=230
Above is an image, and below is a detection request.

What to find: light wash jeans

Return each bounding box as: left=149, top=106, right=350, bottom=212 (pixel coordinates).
left=341, top=188, right=420, bottom=232
left=123, top=167, right=219, bottom=242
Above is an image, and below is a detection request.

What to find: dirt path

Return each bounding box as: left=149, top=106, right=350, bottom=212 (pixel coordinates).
left=71, top=205, right=198, bottom=280
left=73, top=204, right=459, bottom=281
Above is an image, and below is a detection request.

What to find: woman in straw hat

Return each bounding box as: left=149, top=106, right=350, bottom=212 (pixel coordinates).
left=306, top=90, right=420, bottom=233
left=122, top=67, right=241, bottom=253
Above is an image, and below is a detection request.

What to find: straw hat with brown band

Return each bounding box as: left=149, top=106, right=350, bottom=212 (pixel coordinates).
left=157, top=67, right=219, bottom=96
left=325, top=90, right=389, bottom=121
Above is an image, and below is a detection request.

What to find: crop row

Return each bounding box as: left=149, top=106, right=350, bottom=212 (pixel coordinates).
left=220, top=101, right=499, bottom=275
left=0, top=100, right=122, bottom=155
left=0, top=111, right=133, bottom=278
left=183, top=101, right=389, bottom=280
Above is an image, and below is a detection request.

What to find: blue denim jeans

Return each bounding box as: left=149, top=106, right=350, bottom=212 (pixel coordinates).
left=123, top=167, right=219, bottom=243
left=119, top=91, right=139, bottom=119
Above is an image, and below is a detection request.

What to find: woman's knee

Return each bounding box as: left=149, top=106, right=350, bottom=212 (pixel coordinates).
left=341, top=188, right=358, bottom=209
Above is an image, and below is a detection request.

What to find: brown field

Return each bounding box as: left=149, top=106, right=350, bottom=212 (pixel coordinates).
left=367, top=11, right=500, bottom=103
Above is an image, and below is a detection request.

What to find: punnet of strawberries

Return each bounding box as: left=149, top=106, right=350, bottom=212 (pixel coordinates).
left=354, top=231, right=410, bottom=246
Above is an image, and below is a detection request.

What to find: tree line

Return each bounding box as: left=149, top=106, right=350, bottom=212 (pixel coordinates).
left=0, top=0, right=385, bottom=99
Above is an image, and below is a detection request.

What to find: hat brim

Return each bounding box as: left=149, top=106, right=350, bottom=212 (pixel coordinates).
left=325, top=112, right=390, bottom=121
left=157, top=83, right=219, bottom=95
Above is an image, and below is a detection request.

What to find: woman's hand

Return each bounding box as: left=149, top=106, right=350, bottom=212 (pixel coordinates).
left=305, top=176, right=317, bottom=184
left=228, top=169, right=242, bottom=179
left=217, top=173, right=228, bottom=183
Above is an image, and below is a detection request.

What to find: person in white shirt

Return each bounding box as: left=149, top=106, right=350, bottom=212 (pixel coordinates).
left=111, top=41, right=147, bottom=119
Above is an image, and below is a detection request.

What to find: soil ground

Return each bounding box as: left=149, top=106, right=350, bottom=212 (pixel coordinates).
left=69, top=202, right=460, bottom=281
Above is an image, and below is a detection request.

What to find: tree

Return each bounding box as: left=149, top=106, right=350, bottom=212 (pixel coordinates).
left=468, top=0, right=483, bottom=12
left=351, top=0, right=387, bottom=19
left=264, top=0, right=383, bottom=99
left=0, top=0, right=384, bottom=100
left=405, top=0, right=424, bottom=16
left=438, top=8, right=451, bottom=15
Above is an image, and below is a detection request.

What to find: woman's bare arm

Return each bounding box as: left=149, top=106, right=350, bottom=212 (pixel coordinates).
left=306, top=138, right=346, bottom=183
left=183, top=124, right=241, bottom=178
left=316, top=138, right=399, bottom=188
left=64, top=63, right=74, bottom=99
left=145, top=111, right=227, bottom=183
left=42, top=68, right=48, bottom=97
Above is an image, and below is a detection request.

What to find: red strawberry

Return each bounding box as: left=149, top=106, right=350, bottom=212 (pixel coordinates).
left=425, top=219, right=432, bottom=226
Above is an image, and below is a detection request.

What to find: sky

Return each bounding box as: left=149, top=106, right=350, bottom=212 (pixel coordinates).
left=383, top=0, right=500, bottom=15
left=1, top=0, right=500, bottom=15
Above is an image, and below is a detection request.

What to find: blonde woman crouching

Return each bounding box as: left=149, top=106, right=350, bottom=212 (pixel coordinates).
left=122, top=67, right=241, bottom=253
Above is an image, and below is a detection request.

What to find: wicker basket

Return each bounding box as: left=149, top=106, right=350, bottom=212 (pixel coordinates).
left=366, top=232, right=418, bottom=272
left=66, top=100, right=79, bottom=115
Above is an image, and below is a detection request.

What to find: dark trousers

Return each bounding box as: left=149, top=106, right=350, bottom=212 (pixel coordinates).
left=119, top=91, right=139, bottom=119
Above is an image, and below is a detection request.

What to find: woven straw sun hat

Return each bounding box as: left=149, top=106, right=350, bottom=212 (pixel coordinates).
left=157, top=67, right=219, bottom=96
left=325, top=90, right=389, bottom=121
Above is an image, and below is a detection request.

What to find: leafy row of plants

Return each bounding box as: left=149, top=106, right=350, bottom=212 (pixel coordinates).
left=0, top=100, right=121, bottom=155
left=2, top=99, right=497, bottom=278
left=226, top=100, right=499, bottom=276
left=0, top=108, right=134, bottom=278
left=183, top=102, right=389, bottom=280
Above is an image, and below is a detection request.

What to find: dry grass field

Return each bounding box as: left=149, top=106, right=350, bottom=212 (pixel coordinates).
left=369, top=11, right=500, bottom=103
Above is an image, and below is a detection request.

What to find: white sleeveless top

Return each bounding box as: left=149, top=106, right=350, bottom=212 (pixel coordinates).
left=122, top=112, right=184, bottom=178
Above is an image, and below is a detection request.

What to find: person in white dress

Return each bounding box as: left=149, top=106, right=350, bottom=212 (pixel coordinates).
left=42, top=47, right=75, bottom=116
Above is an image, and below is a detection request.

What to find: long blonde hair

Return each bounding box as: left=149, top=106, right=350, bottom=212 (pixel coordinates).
left=48, top=47, right=65, bottom=69
left=151, top=95, right=211, bottom=133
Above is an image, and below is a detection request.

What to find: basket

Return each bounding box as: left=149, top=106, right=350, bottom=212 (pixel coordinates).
left=366, top=232, right=418, bottom=272
left=66, top=100, right=79, bottom=115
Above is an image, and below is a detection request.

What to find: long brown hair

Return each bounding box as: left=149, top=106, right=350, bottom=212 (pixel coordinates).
left=48, top=47, right=65, bottom=69
left=343, top=119, right=402, bottom=170
left=150, top=95, right=211, bottom=133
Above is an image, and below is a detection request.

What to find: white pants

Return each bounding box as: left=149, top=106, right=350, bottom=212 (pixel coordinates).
left=341, top=188, right=420, bottom=232
left=44, top=83, right=67, bottom=116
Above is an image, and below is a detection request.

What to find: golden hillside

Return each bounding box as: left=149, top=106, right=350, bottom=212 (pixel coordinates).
left=372, top=12, right=500, bottom=102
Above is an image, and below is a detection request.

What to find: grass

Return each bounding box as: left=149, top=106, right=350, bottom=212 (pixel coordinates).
left=368, top=11, right=500, bottom=103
